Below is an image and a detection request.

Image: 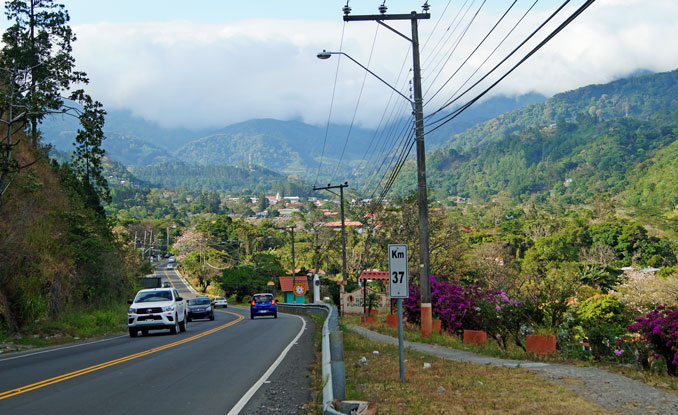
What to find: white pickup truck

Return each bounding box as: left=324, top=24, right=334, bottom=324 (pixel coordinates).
left=127, top=288, right=187, bottom=337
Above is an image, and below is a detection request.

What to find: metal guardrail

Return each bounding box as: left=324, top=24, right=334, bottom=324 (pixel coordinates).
left=277, top=303, right=346, bottom=415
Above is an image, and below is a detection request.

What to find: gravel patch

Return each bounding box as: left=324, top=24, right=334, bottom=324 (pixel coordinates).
left=348, top=324, right=678, bottom=415
left=239, top=316, right=317, bottom=414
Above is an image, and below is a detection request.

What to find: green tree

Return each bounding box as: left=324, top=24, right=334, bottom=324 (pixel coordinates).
left=0, top=0, right=99, bottom=203
left=70, top=92, right=109, bottom=213
left=257, top=192, right=269, bottom=212
left=2, top=0, right=87, bottom=144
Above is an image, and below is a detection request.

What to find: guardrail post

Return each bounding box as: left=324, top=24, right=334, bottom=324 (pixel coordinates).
left=330, top=330, right=345, bottom=400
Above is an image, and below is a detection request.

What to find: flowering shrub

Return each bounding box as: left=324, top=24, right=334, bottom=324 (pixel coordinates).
left=475, top=291, right=537, bottom=350
left=576, top=295, right=630, bottom=359
left=628, top=305, right=678, bottom=376
left=403, top=275, right=539, bottom=349
left=403, top=275, right=481, bottom=335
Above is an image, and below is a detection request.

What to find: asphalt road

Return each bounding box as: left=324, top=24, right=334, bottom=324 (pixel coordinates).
left=0, top=265, right=314, bottom=415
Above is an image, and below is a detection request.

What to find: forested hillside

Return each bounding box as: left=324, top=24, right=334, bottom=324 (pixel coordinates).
left=387, top=69, right=678, bottom=226
left=426, top=113, right=677, bottom=202
left=438, top=69, right=678, bottom=153
left=0, top=0, right=147, bottom=334
left=129, top=161, right=312, bottom=196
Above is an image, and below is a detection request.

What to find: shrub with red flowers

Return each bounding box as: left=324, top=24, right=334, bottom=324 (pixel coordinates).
left=628, top=305, right=678, bottom=376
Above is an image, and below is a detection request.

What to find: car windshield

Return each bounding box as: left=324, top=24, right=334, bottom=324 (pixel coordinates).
left=188, top=298, right=211, bottom=305
left=135, top=291, right=173, bottom=302
left=254, top=295, right=272, bottom=304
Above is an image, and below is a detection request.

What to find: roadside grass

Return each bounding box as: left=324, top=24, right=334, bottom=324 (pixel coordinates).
left=305, top=314, right=327, bottom=415
left=0, top=303, right=128, bottom=352
left=342, top=328, right=610, bottom=414
left=344, top=314, right=678, bottom=396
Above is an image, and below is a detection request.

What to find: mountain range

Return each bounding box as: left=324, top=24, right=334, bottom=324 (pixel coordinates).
left=41, top=68, right=678, bottom=219
left=382, top=68, right=678, bottom=225
left=41, top=93, right=546, bottom=180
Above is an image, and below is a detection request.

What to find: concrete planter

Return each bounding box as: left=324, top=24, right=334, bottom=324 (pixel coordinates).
left=526, top=334, right=556, bottom=355
left=463, top=329, right=487, bottom=345
left=432, top=319, right=442, bottom=334
left=361, top=315, right=375, bottom=324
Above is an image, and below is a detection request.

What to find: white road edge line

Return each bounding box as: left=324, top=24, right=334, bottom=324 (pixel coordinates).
left=0, top=335, right=127, bottom=362
left=169, top=268, right=197, bottom=294
left=226, top=315, right=307, bottom=415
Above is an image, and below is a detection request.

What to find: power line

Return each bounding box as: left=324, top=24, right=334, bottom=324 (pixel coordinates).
left=424, top=0, right=517, bottom=106
left=420, top=0, right=479, bottom=94
left=314, top=22, right=346, bottom=187
left=329, top=23, right=381, bottom=183
left=353, top=45, right=412, bottom=191
left=426, top=0, right=597, bottom=135
left=432, top=0, right=540, bottom=113
left=363, top=117, right=414, bottom=197
left=426, top=0, right=573, bottom=123
left=354, top=1, right=455, bottom=195
left=422, top=0, right=488, bottom=100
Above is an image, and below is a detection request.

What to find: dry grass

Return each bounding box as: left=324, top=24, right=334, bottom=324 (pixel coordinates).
left=343, top=328, right=610, bottom=414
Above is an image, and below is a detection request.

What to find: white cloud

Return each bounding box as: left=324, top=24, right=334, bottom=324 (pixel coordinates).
left=69, top=0, right=678, bottom=130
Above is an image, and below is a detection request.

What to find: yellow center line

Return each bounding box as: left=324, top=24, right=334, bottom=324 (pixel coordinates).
left=160, top=269, right=176, bottom=289
left=0, top=311, right=244, bottom=400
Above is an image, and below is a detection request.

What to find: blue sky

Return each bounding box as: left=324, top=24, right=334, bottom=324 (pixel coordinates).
left=2, top=1, right=677, bottom=130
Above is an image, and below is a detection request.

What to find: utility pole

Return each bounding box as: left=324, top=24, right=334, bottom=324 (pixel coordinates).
left=313, top=182, right=349, bottom=284
left=166, top=226, right=170, bottom=255
left=343, top=4, right=433, bottom=337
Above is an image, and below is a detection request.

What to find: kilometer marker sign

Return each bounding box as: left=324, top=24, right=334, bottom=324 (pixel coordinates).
left=388, top=244, right=408, bottom=298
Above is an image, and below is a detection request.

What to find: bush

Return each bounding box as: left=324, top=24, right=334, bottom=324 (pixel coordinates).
left=628, top=305, right=678, bottom=375
left=403, top=276, right=481, bottom=335
left=475, top=292, right=541, bottom=350
left=576, top=295, right=630, bottom=359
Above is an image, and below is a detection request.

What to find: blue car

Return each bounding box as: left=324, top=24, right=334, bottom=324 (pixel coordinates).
left=250, top=293, right=277, bottom=319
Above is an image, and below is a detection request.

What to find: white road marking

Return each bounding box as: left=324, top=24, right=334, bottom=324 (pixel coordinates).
left=165, top=268, right=197, bottom=294
left=226, top=315, right=307, bottom=415
left=0, top=335, right=127, bottom=363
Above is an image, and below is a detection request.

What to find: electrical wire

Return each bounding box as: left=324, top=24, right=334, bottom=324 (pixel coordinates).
left=358, top=0, right=456, bottom=195
left=422, top=0, right=487, bottom=100
left=363, top=117, right=414, bottom=197
left=313, top=22, right=346, bottom=187
left=329, top=22, right=381, bottom=184
left=426, top=0, right=596, bottom=135
left=432, top=0, right=540, bottom=114
left=424, top=0, right=517, bottom=106
left=420, top=0, right=479, bottom=95
left=353, top=45, right=412, bottom=191
left=356, top=92, right=412, bottom=194
left=427, top=0, right=573, bottom=123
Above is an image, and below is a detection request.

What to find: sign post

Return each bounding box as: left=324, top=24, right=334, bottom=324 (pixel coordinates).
left=388, top=244, right=408, bottom=382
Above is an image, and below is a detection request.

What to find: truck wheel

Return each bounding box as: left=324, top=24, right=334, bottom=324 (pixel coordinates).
left=179, top=314, right=187, bottom=332
left=129, top=328, right=138, bottom=337
left=170, top=317, right=179, bottom=334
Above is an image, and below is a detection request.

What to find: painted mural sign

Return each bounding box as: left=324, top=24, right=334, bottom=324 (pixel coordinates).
left=341, top=287, right=390, bottom=315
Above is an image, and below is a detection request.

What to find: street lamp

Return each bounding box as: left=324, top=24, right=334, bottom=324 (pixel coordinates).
left=316, top=50, right=413, bottom=105
left=317, top=7, right=433, bottom=338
